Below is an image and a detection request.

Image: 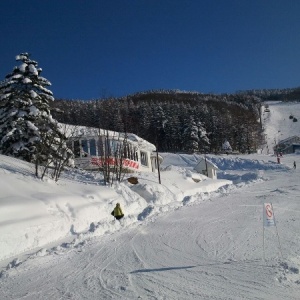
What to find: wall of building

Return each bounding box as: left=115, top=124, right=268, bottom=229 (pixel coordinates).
left=68, top=136, right=155, bottom=172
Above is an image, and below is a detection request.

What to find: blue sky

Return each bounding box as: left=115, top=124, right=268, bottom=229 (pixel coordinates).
left=1, top=0, right=300, bottom=99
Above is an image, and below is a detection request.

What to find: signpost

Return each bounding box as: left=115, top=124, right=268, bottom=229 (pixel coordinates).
left=263, top=203, right=275, bottom=227
left=262, top=203, right=283, bottom=260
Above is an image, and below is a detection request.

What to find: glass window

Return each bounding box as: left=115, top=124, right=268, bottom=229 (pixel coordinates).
left=123, top=143, right=128, bottom=158
left=97, top=139, right=105, bottom=157
left=140, top=151, right=148, bottom=166
left=90, top=139, right=96, bottom=156
left=81, top=140, right=88, bottom=157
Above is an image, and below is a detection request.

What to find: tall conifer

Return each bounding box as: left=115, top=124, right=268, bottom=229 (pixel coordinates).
left=0, top=53, right=73, bottom=169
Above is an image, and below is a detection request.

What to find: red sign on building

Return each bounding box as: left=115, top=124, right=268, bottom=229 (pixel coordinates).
left=90, top=157, right=139, bottom=169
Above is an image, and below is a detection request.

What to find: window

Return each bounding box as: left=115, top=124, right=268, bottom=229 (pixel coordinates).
left=81, top=140, right=88, bottom=157
left=140, top=151, right=148, bottom=166
left=134, top=152, right=138, bottom=161
left=89, top=139, right=96, bottom=156
left=97, top=139, right=105, bottom=157
left=106, top=139, right=120, bottom=156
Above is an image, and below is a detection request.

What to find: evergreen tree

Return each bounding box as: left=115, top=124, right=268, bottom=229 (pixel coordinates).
left=0, top=53, right=73, bottom=174
left=196, top=121, right=209, bottom=152
left=149, top=104, right=167, bottom=149
left=164, top=102, right=181, bottom=151
left=134, top=101, right=150, bottom=138
left=182, top=116, right=199, bottom=153
left=222, top=140, right=232, bottom=153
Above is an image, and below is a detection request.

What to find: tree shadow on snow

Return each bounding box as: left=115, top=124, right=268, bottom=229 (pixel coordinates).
left=130, top=265, right=196, bottom=273
left=130, top=259, right=274, bottom=274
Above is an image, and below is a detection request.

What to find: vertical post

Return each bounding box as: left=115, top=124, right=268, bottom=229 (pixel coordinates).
left=156, top=143, right=161, bottom=184
left=205, top=154, right=208, bottom=177
left=263, top=209, right=265, bottom=261
left=272, top=203, right=284, bottom=260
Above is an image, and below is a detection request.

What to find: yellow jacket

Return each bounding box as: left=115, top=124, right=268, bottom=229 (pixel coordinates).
left=112, top=204, right=123, bottom=217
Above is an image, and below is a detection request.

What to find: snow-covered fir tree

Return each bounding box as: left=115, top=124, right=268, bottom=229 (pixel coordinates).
left=222, top=140, right=232, bottom=153
left=182, top=116, right=199, bottom=153
left=0, top=53, right=73, bottom=171
left=196, top=121, right=210, bottom=152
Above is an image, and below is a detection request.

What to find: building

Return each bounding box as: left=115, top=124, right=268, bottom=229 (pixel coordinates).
left=194, top=157, right=218, bottom=179
left=274, top=136, right=300, bottom=154
left=65, top=125, right=163, bottom=173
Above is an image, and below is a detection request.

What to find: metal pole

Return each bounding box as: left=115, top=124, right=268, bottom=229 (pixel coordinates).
left=263, top=207, right=265, bottom=261
left=271, top=203, right=284, bottom=260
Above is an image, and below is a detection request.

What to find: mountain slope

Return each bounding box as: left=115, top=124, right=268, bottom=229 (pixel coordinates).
left=262, top=101, right=300, bottom=154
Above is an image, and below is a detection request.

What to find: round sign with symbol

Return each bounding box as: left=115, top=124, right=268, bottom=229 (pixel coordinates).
left=265, top=204, right=273, bottom=218
left=264, top=203, right=275, bottom=226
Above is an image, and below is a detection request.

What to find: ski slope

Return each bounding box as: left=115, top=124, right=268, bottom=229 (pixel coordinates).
left=262, top=101, right=300, bottom=154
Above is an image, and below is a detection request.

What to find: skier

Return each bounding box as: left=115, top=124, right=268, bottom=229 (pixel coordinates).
left=293, top=161, right=296, bottom=169
left=111, top=203, right=124, bottom=220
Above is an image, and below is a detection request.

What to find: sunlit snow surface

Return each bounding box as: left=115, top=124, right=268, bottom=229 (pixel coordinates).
left=0, top=101, right=300, bottom=300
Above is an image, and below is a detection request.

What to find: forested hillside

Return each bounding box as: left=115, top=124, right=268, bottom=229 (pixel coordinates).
left=51, top=90, right=263, bottom=153
left=237, top=87, right=300, bottom=101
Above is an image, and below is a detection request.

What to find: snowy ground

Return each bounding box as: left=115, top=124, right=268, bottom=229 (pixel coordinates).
left=0, top=101, right=300, bottom=299
left=0, top=153, right=232, bottom=266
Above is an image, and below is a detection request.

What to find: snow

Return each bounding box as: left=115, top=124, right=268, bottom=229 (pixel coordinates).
left=0, top=101, right=300, bottom=299
left=0, top=154, right=231, bottom=264
left=29, top=105, right=39, bottom=116
left=18, top=63, right=27, bottom=73
left=15, top=55, right=28, bottom=61
left=65, top=124, right=157, bottom=152
left=11, top=75, right=23, bottom=79
left=28, top=64, right=38, bottom=76
left=22, top=78, right=32, bottom=84
left=29, top=90, right=38, bottom=98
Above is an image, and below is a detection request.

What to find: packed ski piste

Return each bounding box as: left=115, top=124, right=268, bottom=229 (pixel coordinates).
left=0, top=101, right=300, bottom=299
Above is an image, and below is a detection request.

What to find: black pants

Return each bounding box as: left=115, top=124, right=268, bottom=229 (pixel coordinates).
left=115, top=215, right=124, bottom=220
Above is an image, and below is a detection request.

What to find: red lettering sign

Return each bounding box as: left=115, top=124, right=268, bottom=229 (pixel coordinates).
left=90, top=157, right=139, bottom=169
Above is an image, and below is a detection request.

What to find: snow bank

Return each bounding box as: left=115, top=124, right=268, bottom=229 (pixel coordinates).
left=207, top=155, right=288, bottom=170
left=0, top=153, right=232, bottom=263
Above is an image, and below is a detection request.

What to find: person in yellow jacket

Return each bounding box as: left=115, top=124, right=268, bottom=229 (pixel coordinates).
left=111, top=203, right=124, bottom=220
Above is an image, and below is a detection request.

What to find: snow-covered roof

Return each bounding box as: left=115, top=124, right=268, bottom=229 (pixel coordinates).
left=62, top=124, right=156, bottom=152
left=194, top=158, right=219, bottom=170
left=278, top=135, right=300, bottom=145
